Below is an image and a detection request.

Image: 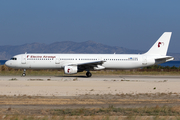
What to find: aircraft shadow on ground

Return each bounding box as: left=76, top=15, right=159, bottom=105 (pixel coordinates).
left=55, top=75, right=88, bottom=78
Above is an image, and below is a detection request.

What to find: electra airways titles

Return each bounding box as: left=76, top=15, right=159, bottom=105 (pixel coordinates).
left=5, top=32, right=174, bottom=77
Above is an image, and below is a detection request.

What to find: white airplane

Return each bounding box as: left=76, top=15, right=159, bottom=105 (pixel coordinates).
left=5, top=32, right=174, bottom=77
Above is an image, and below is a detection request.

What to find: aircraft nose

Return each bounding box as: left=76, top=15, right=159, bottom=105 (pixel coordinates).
left=5, top=61, right=10, bottom=67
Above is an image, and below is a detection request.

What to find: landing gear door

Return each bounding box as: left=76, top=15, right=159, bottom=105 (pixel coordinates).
left=21, top=55, right=26, bottom=64
left=142, top=56, right=147, bottom=65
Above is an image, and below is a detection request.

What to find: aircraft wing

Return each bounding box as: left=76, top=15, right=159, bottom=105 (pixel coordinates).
left=68, top=60, right=106, bottom=67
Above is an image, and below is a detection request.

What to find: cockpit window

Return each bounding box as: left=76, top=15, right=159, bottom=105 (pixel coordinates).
left=10, top=58, right=17, bottom=60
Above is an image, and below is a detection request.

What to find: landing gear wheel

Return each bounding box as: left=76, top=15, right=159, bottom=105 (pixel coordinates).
left=22, top=69, right=26, bottom=77
left=86, top=72, right=92, bottom=77
left=22, top=73, right=26, bottom=77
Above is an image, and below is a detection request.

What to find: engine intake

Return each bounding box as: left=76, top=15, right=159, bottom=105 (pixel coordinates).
left=64, top=66, right=78, bottom=74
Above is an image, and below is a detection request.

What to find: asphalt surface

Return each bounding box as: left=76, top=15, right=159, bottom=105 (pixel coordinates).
left=0, top=75, right=180, bottom=81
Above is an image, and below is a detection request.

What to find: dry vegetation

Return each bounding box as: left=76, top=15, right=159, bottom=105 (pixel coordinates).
left=1, top=93, right=180, bottom=119
left=1, top=65, right=180, bottom=119
left=2, top=106, right=180, bottom=120
left=1, top=65, right=180, bottom=76
left=2, top=115, right=180, bottom=120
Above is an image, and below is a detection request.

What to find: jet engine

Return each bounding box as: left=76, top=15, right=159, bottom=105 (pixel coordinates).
left=64, top=66, right=78, bottom=74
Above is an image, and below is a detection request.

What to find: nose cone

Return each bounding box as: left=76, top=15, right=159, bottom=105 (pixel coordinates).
left=5, top=60, right=10, bottom=67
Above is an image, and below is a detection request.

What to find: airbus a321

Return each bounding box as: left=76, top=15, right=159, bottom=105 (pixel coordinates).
left=5, top=32, right=174, bottom=77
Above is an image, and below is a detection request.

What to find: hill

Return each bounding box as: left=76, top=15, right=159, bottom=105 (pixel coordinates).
left=0, top=40, right=179, bottom=60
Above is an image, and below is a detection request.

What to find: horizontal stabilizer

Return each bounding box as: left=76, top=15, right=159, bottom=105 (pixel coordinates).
left=155, top=56, right=174, bottom=64
left=155, top=56, right=174, bottom=62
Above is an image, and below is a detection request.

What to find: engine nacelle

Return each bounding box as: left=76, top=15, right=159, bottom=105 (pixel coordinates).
left=64, top=66, right=78, bottom=74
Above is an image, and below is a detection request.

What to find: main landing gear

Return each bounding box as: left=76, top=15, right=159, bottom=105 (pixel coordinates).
left=22, top=69, right=26, bottom=77
left=86, top=71, right=92, bottom=77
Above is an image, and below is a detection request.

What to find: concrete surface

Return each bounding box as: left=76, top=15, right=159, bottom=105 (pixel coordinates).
left=0, top=75, right=179, bottom=96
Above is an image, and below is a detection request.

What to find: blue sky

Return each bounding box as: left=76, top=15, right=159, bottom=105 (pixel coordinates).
left=0, top=0, right=180, bottom=53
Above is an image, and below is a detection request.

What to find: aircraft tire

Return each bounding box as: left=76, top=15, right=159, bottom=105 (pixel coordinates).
left=86, top=72, right=92, bottom=77
left=22, top=73, right=26, bottom=77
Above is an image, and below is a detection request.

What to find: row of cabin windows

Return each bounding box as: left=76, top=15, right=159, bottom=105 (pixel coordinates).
left=104, top=59, right=138, bottom=61
left=27, top=58, right=54, bottom=60
left=27, top=58, right=98, bottom=61
left=60, top=58, right=98, bottom=60
left=27, top=58, right=138, bottom=61
left=60, top=58, right=137, bottom=61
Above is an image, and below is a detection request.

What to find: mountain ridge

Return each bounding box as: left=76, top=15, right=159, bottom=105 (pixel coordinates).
left=0, top=41, right=179, bottom=60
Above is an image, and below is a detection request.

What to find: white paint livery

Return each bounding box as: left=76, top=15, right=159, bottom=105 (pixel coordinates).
left=5, top=32, right=174, bottom=77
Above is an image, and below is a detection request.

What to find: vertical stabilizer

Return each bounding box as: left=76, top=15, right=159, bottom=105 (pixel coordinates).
left=145, top=32, right=172, bottom=56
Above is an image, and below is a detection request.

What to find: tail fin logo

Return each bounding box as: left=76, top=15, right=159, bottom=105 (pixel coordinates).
left=158, top=42, right=164, bottom=48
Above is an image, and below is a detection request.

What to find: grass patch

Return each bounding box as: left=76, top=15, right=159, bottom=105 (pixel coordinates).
left=1, top=115, right=180, bottom=120
left=1, top=65, right=180, bottom=76
left=50, top=106, right=180, bottom=116
left=1, top=69, right=180, bottom=76
left=4, top=106, right=180, bottom=120
left=1, top=94, right=180, bottom=119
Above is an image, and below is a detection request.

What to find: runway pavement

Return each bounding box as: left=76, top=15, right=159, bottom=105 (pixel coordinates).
left=0, top=75, right=180, bottom=96
left=0, top=75, right=180, bottom=81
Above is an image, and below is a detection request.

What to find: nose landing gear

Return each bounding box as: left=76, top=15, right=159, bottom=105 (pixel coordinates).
left=86, top=71, right=92, bottom=77
left=22, top=69, right=26, bottom=77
